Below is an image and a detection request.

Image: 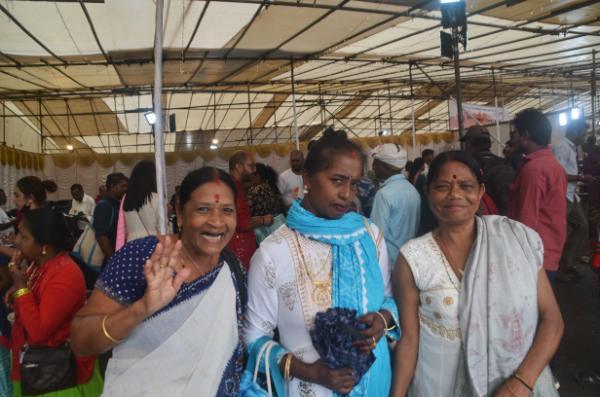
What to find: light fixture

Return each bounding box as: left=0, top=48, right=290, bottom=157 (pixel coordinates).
left=559, top=112, right=567, bottom=126
left=212, top=138, right=219, bottom=144
left=571, top=108, right=580, bottom=120
left=209, top=144, right=218, bottom=150
left=441, top=0, right=461, bottom=3
left=144, top=111, right=157, bottom=125
left=66, top=144, right=74, bottom=151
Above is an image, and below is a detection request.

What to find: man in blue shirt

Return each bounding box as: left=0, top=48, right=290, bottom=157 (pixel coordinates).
left=370, top=144, right=421, bottom=269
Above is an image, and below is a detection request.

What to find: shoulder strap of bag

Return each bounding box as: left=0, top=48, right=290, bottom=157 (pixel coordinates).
left=136, top=209, right=151, bottom=235
left=222, top=248, right=247, bottom=307
left=363, top=218, right=382, bottom=260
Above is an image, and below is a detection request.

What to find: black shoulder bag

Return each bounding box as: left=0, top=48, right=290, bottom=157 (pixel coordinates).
left=20, top=341, right=77, bottom=395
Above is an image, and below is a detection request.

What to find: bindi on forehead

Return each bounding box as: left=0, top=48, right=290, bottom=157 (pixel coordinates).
left=452, top=174, right=457, bottom=179
left=214, top=194, right=220, bottom=203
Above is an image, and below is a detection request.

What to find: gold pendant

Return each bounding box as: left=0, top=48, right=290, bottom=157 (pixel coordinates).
left=312, top=282, right=331, bottom=307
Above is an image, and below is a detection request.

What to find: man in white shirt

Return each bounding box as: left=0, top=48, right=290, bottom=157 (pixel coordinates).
left=69, top=184, right=96, bottom=229
left=552, top=119, right=591, bottom=280
left=278, top=150, right=305, bottom=209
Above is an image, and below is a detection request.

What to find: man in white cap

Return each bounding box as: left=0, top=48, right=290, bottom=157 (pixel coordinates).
left=370, top=143, right=421, bottom=269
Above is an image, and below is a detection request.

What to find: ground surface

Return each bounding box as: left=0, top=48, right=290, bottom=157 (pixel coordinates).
left=554, top=264, right=600, bottom=396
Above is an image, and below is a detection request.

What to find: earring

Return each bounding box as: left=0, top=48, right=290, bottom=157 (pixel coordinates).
left=41, top=246, right=47, bottom=256
left=303, top=185, right=309, bottom=194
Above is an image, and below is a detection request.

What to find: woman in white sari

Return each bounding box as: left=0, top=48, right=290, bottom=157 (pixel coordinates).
left=391, top=151, right=564, bottom=397
left=70, top=167, right=246, bottom=397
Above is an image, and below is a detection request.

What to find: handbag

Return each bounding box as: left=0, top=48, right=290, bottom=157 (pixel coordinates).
left=239, top=341, right=276, bottom=397
left=20, top=342, right=77, bottom=395
left=72, top=200, right=115, bottom=270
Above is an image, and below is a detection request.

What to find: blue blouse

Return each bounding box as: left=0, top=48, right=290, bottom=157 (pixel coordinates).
left=96, top=236, right=243, bottom=318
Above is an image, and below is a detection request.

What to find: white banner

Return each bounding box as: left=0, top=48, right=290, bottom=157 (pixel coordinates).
left=448, top=99, right=510, bottom=130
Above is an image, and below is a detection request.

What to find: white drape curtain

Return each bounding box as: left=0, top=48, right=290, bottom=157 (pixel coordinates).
left=0, top=163, right=43, bottom=210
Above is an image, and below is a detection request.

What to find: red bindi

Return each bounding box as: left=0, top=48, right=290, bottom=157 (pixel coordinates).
left=452, top=175, right=457, bottom=179
left=351, top=150, right=357, bottom=158
left=214, top=194, right=220, bottom=203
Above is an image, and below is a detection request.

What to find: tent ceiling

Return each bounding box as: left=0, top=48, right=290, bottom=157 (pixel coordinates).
left=0, top=0, right=598, bottom=153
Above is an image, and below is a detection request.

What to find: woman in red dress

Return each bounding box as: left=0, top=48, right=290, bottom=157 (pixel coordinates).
left=6, top=208, right=103, bottom=396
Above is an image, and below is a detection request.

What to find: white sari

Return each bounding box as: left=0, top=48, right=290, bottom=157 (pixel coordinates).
left=102, top=265, right=240, bottom=397
left=401, top=216, right=558, bottom=397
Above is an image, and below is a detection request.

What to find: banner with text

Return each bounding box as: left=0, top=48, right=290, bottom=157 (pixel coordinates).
left=448, top=99, right=510, bottom=130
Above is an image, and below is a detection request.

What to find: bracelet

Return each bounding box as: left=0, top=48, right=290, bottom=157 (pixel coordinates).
left=374, top=311, right=388, bottom=332
left=101, top=314, right=123, bottom=344
left=283, top=353, right=293, bottom=381
left=512, top=372, right=534, bottom=392
left=375, top=310, right=396, bottom=333
left=13, top=288, right=31, bottom=299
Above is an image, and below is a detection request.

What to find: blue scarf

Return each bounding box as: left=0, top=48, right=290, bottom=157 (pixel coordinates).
left=286, top=201, right=383, bottom=315
left=287, top=200, right=396, bottom=397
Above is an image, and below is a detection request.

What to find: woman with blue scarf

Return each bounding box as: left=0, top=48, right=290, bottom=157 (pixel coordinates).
left=244, top=129, right=400, bottom=397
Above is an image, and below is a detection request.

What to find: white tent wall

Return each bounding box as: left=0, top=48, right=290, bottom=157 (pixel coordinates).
left=0, top=162, right=43, bottom=210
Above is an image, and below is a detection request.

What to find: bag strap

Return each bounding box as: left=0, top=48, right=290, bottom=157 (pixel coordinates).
left=252, top=341, right=274, bottom=396
left=221, top=248, right=247, bottom=307
left=253, top=341, right=271, bottom=381
left=137, top=210, right=151, bottom=235
left=363, top=218, right=382, bottom=260
left=264, top=342, right=274, bottom=396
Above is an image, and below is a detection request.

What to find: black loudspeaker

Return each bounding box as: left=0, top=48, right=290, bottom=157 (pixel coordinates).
left=441, top=1, right=466, bottom=29
left=440, top=31, right=454, bottom=59
left=169, top=113, right=176, bottom=132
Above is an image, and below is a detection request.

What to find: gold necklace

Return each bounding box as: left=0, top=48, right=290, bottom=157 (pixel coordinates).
left=294, top=232, right=332, bottom=306
left=432, top=232, right=461, bottom=292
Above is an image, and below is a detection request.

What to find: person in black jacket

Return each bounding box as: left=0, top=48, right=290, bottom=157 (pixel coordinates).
left=461, top=125, right=515, bottom=215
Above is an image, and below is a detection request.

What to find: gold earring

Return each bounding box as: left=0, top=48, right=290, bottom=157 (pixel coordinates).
left=41, top=246, right=47, bottom=256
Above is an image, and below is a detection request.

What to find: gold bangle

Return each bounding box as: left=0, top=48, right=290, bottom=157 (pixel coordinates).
left=13, top=288, right=31, bottom=299
left=284, top=353, right=293, bottom=381
left=375, top=310, right=397, bottom=334
left=374, top=310, right=388, bottom=330
left=512, top=372, right=534, bottom=392
left=101, top=314, right=123, bottom=344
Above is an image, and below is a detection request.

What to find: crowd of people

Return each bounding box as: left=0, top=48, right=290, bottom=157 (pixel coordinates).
left=0, top=106, right=597, bottom=396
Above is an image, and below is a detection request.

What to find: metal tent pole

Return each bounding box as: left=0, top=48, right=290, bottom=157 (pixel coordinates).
left=409, top=62, right=417, bottom=156
left=452, top=26, right=465, bottom=139
left=492, top=67, right=502, bottom=156
left=291, top=60, right=299, bottom=149
left=592, top=49, right=597, bottom=137
left=153, top=0, right=167, bottom=235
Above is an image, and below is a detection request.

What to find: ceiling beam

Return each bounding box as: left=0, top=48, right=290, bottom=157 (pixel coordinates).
left=250, top=93, right=288, bottom=128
